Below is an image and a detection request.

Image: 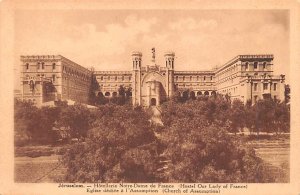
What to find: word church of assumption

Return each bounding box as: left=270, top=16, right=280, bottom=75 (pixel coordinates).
left=19, top=48, right=286, bottom=107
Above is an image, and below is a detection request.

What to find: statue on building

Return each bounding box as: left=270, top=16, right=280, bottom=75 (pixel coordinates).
left=151, top=47, right=155, bottom=64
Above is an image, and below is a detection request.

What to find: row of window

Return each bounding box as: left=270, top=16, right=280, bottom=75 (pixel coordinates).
left=220, top=87, right=238, bottom=94
left=98, top=75, right=131, bottom=81
left=217, top=64, right=239, bottom=80
left=25, top=63, right=89, bottom=81
left=253, top=83, right=277, bottom=91
left=166, top=60, right=174, bottom=69
left=62, top=66, right=90, bottom=81
left=25, top=74, right=56, bottom=82
left=179, top=91, right=216, bottom=96
left=25, top=62, right=56, bottom=70
left=216, top=74, right=237, bottom=84
left=98, top=91, right=133, bottom=97
left=175, top=75, right=213, bottom=81
left=253, top=95, right=277, bottom=102
left=245, top=62, right=267, bottom=70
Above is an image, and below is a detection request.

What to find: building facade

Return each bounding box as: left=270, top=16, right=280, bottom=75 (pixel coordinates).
left=19, top=50, right=285, bottom=107
left=20, top=55, right=92, bottom=106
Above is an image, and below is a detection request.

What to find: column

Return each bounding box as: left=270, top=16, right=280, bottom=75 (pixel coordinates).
left=147, top=82, right=151, bottom=106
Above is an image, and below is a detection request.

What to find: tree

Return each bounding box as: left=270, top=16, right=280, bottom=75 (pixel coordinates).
left=95, top=92, right=108, bottom=105
left=57, top=104, right=92, bottom=139
left=244, top=99, right=290, bottom=135
left=61, top=104, right=160, bottom=182
left=284, top=84, right=290, bottom=104
left=88, top=75, right=100, bottom=105
left=118, top=85, right=126, bottom=105
left=170, top=91, right=183, bottom=103
left=229, top=99, right=246, bottom=134
left=14, top=99, right=60, bottom=144
left=244, top=100, right=256, bottom=134
left=159, top=97, right=270, bottom=182
left=273, top=100, right=290, bottom=134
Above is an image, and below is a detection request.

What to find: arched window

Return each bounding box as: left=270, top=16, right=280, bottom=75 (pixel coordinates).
left=190, top=91, right=196, bottom=100
left=182, top=91, right=189, bottom=99
left=105, top=92, right=110, bottom=97
left=204, top=91, right=209, bottom=96
left=197, top=91, right=202, bottom=96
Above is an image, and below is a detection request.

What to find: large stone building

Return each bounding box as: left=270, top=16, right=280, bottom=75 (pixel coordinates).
left=19, top=49, right=285, bottom=107
left=20, top=55, right=92, bottom=106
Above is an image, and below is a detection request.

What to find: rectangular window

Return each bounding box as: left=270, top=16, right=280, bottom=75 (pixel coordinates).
left=52, top=63, right=56, bottom=70
left=26, top=63, right=29, bottom=70
left=52, top=75, right=56, bottom=82
left=254, top=62, right=258, bottom=69
left=263, top=83, right=268, bottom=90
left=204, top=76, right=206, bottom=81
left=254, top=83, right=258, bottom=91
left=273, top=83, right=277, bottom=91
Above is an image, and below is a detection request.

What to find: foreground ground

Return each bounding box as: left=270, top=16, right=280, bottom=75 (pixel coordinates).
left=15, top=136, right=290, bottom=183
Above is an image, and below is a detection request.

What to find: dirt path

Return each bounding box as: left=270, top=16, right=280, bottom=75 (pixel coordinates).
left=150, top=106, right=163, bottom=126
left=15, top=155, right=65, bottom=183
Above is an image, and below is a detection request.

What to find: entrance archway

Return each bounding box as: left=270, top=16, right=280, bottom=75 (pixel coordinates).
left=150, top=98, right=157, bottom=106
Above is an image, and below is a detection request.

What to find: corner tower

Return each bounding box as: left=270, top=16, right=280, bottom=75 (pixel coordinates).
left=132, top=51, right=142, bottom=106
left=165, top=52, right=175, bottom=97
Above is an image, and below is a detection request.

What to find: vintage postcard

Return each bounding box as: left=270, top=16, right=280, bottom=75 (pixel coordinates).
left=0, top=0, right=300, bottom=194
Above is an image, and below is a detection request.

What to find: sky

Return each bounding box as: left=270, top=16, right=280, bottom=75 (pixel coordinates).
left=14, top=9, right=290, bottom=88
